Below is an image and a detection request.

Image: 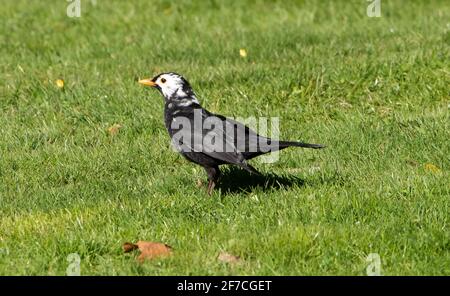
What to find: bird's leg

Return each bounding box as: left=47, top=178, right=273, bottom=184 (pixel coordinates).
left=207, top=180, right=216, bottom=196
left=204, top=166, right=220, bottom=196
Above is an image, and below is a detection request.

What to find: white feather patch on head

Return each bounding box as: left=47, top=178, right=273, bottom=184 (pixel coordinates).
left=176, top=88, right=187, bottom=98
left=157, top=74, right=184, bottom=98
left=155, top=73, right=200, bottom=106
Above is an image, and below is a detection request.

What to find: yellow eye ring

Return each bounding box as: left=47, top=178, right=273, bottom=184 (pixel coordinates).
left=161, top=78, right=166, bottom=83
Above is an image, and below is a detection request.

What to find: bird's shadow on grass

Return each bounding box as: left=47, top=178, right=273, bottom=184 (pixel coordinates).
left=217, top=167, right=305, bottom=194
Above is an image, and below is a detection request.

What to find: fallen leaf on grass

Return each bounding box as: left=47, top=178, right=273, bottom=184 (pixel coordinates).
left=239, top=48, right=247, bottom=58
left=56, top=79, right=65, bottom=89
left=424, top=163, right=441, bottom=173
left=107, top=124, right=122, bottom=136
left=123, top=241, right=172, bottom=263
left=218, top=252, right=241, bottom=264
left=122, top=242, right=138, bottom=253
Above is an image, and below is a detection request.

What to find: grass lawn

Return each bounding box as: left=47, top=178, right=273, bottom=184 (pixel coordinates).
left=0, top=0, right=449, bottom=275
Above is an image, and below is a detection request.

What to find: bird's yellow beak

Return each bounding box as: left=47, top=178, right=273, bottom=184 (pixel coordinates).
left=138, top=78, right=157, bottom=87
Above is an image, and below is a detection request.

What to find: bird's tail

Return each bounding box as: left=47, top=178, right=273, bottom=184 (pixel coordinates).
left=278, top=141, right=326, bottom=149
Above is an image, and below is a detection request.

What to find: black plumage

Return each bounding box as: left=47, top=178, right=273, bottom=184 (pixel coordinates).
left=139, top=72, right=325, bottom=195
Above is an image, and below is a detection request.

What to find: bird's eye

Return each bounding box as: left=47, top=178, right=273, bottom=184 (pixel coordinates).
left=161, top=78, right=166, bottom=83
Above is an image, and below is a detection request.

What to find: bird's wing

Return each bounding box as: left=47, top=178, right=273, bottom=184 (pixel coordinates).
left=169, top=109, right=247, bottom=165
left=218, top=115, right=279, bottom=157
left=219, top=116, right=266, bottom=153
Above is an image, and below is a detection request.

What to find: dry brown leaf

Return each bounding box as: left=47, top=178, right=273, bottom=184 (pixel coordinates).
left=137, top=241, right=172, bottom=262
left=218, top=252, right=241, bottom=264
left=123, top=241, right=172, bottom=263
left=107, top=124, right=122, bottom=136
left=196, top=179, right=204, bottom=188
left=122, top=242, right=138, bottom=253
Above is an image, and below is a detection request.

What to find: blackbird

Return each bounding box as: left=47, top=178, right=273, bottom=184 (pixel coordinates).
left=139, top=72, right=325, bottom=195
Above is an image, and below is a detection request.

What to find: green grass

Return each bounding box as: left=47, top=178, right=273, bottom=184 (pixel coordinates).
left=0, top=0, right=449, bottom=275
